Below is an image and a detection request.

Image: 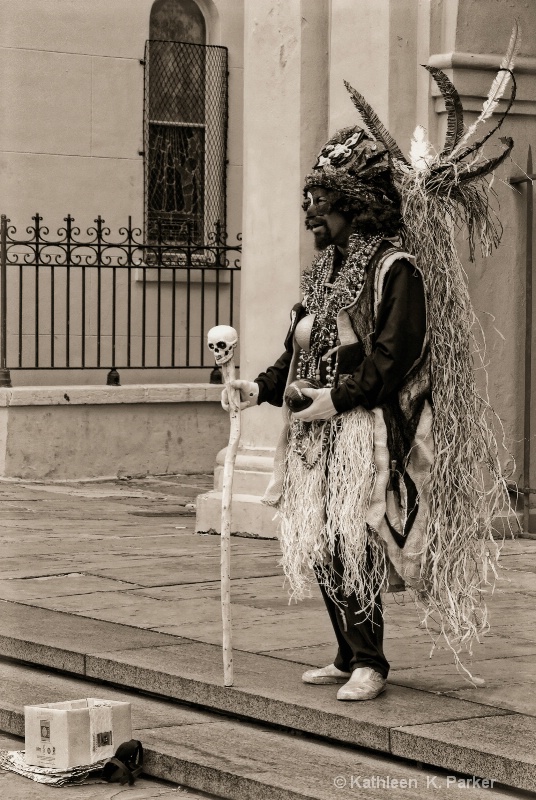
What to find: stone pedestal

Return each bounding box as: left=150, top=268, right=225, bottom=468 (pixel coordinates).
left=195, top=445, right=279, bottom=537
left=196, top=0, right=329, bottom=537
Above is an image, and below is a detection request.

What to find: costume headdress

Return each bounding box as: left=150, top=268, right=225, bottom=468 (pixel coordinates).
left=303, top=126, right=402, bottom=234
left=304, top=126, right=391, bottom=193
left=344, top=21, right=519, bottom=255
left=339, top=23, right=519, bottom=664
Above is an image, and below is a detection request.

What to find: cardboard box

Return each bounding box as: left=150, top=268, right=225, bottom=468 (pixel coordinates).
left=24, top=698, right=132, bottom=770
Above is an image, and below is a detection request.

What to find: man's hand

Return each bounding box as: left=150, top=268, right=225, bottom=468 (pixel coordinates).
left=292, top=388, right=337, bottom=422
left=221, top=379, right=259, bottom=412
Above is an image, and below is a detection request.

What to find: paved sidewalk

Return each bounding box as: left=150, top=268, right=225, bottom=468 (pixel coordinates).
left=0, top=475, right=534, bottom=707
left=0, top=476, right=535, bottom=796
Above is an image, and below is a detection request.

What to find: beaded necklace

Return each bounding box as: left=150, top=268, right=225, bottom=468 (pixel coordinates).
left=297, top=232, right=383, bottom=386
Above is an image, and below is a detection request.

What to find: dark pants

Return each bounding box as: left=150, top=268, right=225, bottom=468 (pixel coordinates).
left=315, top=544, right=390, bottom=679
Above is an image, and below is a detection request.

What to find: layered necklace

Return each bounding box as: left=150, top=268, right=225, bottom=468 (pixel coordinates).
left=297, top=231, right=383, bottom=386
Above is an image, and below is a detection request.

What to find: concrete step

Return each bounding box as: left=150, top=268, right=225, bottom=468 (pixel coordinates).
left=0, top=601, right=535, bottom=794
left=0, top=660, right=526, bottom=800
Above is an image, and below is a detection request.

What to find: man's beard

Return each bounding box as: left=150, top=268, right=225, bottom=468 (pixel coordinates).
left=312, top=226, right=332, bottom=251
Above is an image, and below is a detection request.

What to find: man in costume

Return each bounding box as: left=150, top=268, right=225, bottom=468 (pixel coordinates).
left=222, top=36, right=517, bottom=699
left=226, top=127, right=430, bottom=700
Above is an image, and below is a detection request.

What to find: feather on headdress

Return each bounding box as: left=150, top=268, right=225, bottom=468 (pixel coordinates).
left=343, top=21, right=519, bottom=214
left=343, top=80, right=409, bottom=166
left=451, top=19, right=520, bottom=157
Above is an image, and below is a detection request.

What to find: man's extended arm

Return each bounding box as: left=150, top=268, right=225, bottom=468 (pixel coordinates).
left=254, top=350, right=292, bottom=407
left=254, top=302, right=305, bottom=407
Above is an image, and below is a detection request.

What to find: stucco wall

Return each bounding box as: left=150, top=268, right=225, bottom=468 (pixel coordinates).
left=0, top=0, right=242, bottom=233
left=329, top=0, right=419, bottom=153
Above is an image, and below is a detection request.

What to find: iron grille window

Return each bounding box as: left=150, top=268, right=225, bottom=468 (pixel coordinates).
left=143, top=39, right=228, bottom=246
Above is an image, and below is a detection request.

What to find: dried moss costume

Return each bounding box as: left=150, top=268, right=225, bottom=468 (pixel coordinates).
left=258, top=27, right=519, bottom=673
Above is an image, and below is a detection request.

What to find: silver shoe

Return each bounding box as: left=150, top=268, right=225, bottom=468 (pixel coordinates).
left=336, top=667, right=387, bottom=701
left=302, top=663, right=351, bottom=685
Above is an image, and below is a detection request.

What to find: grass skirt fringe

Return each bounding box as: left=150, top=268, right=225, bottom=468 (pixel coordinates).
left=400, top=174, right=513, bottom=665
left=278, top=407, right=387, bottom=617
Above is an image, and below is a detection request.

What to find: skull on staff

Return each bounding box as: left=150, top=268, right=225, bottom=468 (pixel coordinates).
left=207, top=325, right=238, bottom=365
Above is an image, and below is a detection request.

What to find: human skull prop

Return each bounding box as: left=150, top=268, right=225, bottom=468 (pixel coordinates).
left=207, top=325, right=238, bottom=366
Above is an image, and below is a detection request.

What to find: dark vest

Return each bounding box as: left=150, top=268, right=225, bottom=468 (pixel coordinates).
left=337, top=244, right=431, bottom=473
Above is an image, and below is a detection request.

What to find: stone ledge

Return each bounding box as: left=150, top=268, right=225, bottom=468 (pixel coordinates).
left=0, top=601, right=187, bottom=667
left=2, top=602, right=529, bottom=791
left=429, top=52, right=536, bottom=74
left=427, top=50, right=536, bottom=115
left=0, top=634, right=529, bottom=794
left=0, top=383, right=223, bottom=407
left=392, top=715, right=536, bottom=794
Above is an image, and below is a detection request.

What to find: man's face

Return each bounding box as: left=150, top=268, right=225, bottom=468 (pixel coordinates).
left=303, top=187, right=354, bottom=251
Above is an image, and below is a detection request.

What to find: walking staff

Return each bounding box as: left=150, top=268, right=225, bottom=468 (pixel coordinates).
left=207, top=325, right=240, bottom=686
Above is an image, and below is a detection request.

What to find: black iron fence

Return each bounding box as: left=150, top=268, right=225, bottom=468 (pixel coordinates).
left=0, top=214, right=241, bottom=385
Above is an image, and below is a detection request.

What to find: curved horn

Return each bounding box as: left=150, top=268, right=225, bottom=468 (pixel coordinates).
left=452, top=72, right=516, bottom=163
left=425, top=137, right=513, bottom=193
left=423, top=65, right=464, bottom=155
left=456, top=137, right=514, bottom=182
left=344, top=80, right=409, bottom=166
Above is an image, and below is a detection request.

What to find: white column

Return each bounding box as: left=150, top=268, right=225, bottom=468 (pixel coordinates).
left=196, top=0, right=329, bottom=536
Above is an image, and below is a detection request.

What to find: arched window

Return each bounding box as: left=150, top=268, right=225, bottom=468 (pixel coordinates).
left=144, top=0, right=228, bottom=248
left=150, top=0, right=206, bottom=43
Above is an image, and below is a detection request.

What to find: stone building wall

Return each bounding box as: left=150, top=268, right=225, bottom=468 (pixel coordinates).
left=0, top=0, right=243, bottom=385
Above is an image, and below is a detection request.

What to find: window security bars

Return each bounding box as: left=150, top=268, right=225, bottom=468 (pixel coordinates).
left=143, top=40, right=228, bottom=247
left=0, top=214, right=241, bottom=381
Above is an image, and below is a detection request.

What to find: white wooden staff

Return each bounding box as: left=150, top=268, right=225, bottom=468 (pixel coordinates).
left=207, top=325, right=240, bottom=687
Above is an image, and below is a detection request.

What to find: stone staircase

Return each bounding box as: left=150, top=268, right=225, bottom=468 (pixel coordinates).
left=0, top=600, right=534, bottom=799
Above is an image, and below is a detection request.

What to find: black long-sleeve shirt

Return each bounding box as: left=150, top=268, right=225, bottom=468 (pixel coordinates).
left=255, top=258, right=426, bottom=413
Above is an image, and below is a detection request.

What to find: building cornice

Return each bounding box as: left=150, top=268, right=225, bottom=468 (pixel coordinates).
left=427, top=52, right=536, bottom=117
